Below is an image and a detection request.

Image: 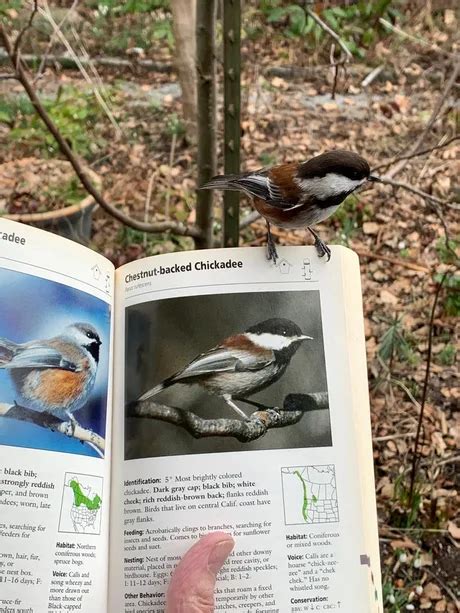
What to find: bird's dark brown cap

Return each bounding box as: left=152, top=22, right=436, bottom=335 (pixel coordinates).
left=298, top=150, right=371, bottom=181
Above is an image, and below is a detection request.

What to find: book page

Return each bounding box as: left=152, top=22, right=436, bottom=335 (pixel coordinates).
left=109, top=245, right=382, bottom=612
left=0, top=219, right=114, bottom=613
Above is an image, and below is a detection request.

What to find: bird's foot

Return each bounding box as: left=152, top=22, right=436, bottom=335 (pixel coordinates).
left=223, top=395, right=249, bottom=420
left=250, top=408, right=281, bottom=429
left=266, top=231, right=279, bottom=264
left=313, top=235, right=331, bottom=261
left=65, top=411, right=78, bottom=437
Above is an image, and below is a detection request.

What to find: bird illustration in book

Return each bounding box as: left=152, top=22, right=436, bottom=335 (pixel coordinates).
left=138, top=318, right=312, bottom=418
left=202, top=149, right=381, bottom=263
left=0, top=323, right=101, bottom=422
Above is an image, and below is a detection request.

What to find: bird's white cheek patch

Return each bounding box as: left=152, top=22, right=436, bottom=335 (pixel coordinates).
left=297, top=173, right=363, bottom=199
left=246, top=333, right=295, bottom=351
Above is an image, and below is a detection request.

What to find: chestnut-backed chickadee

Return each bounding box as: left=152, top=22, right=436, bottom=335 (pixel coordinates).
left=0, top=323, right=101, bottom=421
left=138, top=318, right=311, bottom=419
left=202, top=149, right=381, bottom=262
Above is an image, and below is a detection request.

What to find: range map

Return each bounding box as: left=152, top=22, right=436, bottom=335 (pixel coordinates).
left=281, top=465, right=339, bottom=525
left=58, top=472, right=103, bottom=534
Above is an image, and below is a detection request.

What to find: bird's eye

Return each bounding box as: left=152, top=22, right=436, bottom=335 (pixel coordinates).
left=86, top=331, right=93, bottom=338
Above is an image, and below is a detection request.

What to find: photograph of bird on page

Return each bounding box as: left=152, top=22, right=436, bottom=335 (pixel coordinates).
left=125, top=290, right=330, bottom=459
left=0, top=267, right=110, bottom=458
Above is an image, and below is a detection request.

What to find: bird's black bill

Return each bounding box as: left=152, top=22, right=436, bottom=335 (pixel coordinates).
left=368, top=175, right=382, bottom=183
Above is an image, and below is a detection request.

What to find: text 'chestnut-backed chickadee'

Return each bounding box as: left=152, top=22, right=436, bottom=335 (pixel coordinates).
left=202, top=149, right=381, bottom=263
left=138, top=318, right=311, bottom=419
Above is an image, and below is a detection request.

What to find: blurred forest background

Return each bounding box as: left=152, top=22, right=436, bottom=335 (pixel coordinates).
left=0, top=1, right=458, bottom=610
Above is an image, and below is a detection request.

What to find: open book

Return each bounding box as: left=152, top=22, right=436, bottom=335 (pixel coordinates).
left=0, top=217, right=382, bottom=613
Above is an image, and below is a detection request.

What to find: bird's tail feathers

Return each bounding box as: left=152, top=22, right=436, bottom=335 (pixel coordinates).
left=200, top=175, right=243, bottom=191
left=137, top=382, right=166, bottom=402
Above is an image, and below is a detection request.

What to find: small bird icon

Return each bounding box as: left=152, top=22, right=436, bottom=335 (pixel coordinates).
left=0, top=323, right=101, bottom=422
left=138, top=318, right=312, bottom=419
left=202, top=149, right=380, bottom=263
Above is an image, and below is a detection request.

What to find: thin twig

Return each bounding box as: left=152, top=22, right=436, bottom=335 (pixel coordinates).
left=35, top=0, right=80, bottom=83
left=361, top=64, right=384, bottom=88
left=0, top=49, right=172, bottom=73
left=372, top=135, right=460, bottom=173
left=143, top=167, right=156, bottom=247
left=407, top=272, right=449, bottom=509
left=387, top=61, right=460, bottom=179
left=0, top=26, right=202, bottom=239
left=375, top=177, right=457, bottom=253
left=305, top=7, right=353, bottom=62
left=165, top=131, right=177, bottom=218
left=37, top=2, right=121, bottom=136
left=356, top=250, right=429, bottom=273
left=424, top=567, right=460, bottom=611
left=13, top=0, right=38, bottom=62
left=240, top=210, right=261, bottom=229
left=376, top=176, right=457, bottom=257
left=378, top=17, right=454, bottom=58
left=373, top=432, right=415, bottom=442
left=329, top=44, right=341, bottom=100
left=378, top=176, right=452, bottom=207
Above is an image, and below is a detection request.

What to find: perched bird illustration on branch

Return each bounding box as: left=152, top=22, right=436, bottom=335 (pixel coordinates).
left=0, top=323, right=101, bottom=424
left=138, top=318, right=312, bottom=419
left=202, top=149, right=380, bottom=263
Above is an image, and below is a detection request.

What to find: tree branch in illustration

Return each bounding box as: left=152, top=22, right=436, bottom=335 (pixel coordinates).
left=127, top=392, right=328, bottom=443
left=0, top=403, right=105, bottom=458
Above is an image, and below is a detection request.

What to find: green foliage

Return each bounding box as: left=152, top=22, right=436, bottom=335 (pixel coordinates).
left=334, top=194, right=370, bottom=245
left=0, top=0, right=20, bottom=20
left=92, top=0, right=169, bottom=16
left=436, top=343, right=456, bottom=366
left=434, top=273, right=460, bottom=317
left=90, top=0, right=173, bottom=52
left=8, top=86, right=105, bottom=158
left=259, top=0, right=401, bottom=58
left=379, top=316, right=418, bottom=367
left=392, top=473, right=422, bottom=528
left=258, top=151, right=278, bottom=167
left=435, top=237, right=458, bottom=265
left=150, top=18, right=174, bottom=46
left=165, top=113, right=185, bottom=137
left=43, top=177, right=86, bottom=207
left=383, top=579, right=411, bottom=612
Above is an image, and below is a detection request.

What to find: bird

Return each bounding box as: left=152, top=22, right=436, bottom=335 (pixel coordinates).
left=201, top=149, right=381, bottom=263
left=0, top=323, right=101, bottom=422
left=137, top=318, right=312, bottom=419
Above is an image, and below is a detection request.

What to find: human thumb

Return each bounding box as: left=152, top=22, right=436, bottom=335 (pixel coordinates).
left=166, top=532, right=234, bottom=613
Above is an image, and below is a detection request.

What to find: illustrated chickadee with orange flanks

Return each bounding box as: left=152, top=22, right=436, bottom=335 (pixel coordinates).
left=202, top=149, right=381, bottom=263
left=138, top=318, right=311, bottom=419
left=0, top=323, right=101, bottom=423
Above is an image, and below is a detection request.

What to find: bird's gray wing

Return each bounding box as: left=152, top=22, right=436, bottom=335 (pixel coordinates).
left=233, top=174, right=287, bottom=204
left=170, top=346, right=274, bottom=382
left=1, top=342, right=77, bottom=371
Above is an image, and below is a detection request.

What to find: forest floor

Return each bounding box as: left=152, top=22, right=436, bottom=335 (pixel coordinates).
left=0, top=4, right=459, bottom=611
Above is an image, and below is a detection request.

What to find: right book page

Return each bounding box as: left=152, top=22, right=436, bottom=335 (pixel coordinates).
left=109, top=245, right=383, bottom=613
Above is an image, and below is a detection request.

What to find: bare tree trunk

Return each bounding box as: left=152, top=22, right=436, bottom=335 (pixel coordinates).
left=195, top=0, right=217, bottom=249
left=170, top=0, right=197, bottom=137
left=222, top=0, right=241, bottom=247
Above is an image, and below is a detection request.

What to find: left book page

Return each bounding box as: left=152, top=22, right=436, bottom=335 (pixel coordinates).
left=0, top=219, right=114, bottom=613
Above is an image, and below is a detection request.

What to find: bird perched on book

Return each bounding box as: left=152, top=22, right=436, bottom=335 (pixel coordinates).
left=138, top=318, right=312, bottom=419
left=0, top=323, right=101, bottom=422
left=201, top=150, right=380, bottom=263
